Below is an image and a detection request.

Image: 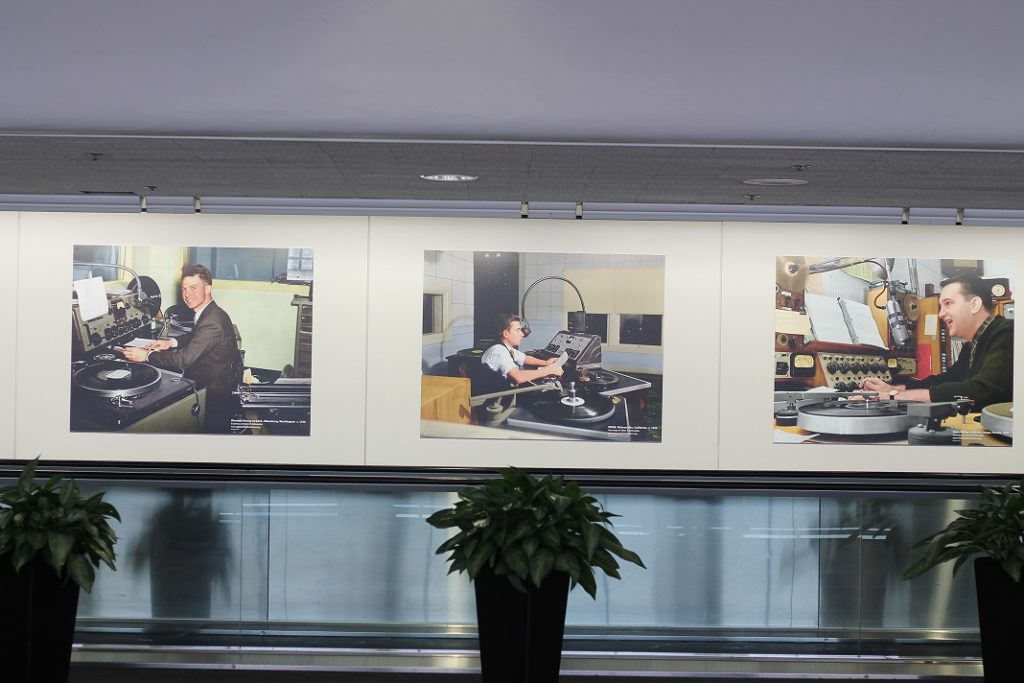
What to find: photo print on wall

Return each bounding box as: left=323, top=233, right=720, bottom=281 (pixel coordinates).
left=774, top=255, right=1013, bottom=446
left=420, top=250, right=664, bottom=442
left=70, top=244, right=314, bottom=436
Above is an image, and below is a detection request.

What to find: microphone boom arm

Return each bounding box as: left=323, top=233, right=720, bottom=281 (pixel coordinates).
left=521, top=276, right=587, bottom=334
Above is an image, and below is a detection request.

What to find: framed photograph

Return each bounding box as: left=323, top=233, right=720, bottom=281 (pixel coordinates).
left=70, top=244, right=314, bottom=436
left=773, top=254, right=1013, bottom=447
left=420, top=249, right=664, bottom=442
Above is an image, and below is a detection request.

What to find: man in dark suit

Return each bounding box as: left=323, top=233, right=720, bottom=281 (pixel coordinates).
left=121, top=264, right=242, bottom=433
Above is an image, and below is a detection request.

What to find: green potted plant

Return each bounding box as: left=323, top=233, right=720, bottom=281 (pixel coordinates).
left=426, top=467, right=645, bottom=682
left=0, top=459, right=120, bottom=683
left=901, top=480, right=1024, bottom=682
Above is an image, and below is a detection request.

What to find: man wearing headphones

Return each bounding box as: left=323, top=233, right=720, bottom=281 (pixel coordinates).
left=481, top=313, right=563, bottom=386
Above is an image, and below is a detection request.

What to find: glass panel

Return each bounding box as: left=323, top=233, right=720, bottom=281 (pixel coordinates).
left=77, top=485, right=246, bottom=623
left=69, top=478, right=981, bottom=655
left=189, top=247, right=291, bottom=282
left=619, top=314, right=662, bottom=345
left=73, top=245, right=120, bottom=282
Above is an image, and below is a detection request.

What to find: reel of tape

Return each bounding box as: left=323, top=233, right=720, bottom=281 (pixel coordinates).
left=776, top=256, right=808, bottom=293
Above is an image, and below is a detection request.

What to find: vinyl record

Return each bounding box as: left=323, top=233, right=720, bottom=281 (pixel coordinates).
left=128, top=275, right=162, bottom=317
left=530, top=393, right=615, bottom=424
left=582, top=370, right=619, bottom=388
left=73, top=360, right=161, bottom=398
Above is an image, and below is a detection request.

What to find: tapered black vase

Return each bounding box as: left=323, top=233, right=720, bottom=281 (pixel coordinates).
left=0, top=558, right=81, bottom=683
left=473, top=568, right=571, bottom=683
left=974, top=558, right=1024, bottom=682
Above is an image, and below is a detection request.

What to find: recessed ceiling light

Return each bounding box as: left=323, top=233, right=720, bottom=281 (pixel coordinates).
left=420, top=173, right=478, bottom=182
left=742, top=178, right=809, bottom=186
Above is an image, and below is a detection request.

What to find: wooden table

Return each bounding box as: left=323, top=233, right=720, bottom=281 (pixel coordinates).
left=421, top=376, right=473, bottom=424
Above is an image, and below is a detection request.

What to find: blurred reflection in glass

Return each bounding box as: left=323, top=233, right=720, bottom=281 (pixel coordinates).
left=130, top=490, right=231, bottom=619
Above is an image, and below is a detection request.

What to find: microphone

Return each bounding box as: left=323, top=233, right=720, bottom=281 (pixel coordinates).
left=886, top=299, right=911, bottom=347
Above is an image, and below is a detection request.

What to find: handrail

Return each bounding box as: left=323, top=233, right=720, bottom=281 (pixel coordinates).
left=0, top=459, right=1012, bottom=494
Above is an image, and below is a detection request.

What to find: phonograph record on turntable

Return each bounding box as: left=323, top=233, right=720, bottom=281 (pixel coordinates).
left=71, top=264, right=207, bottom=432
left=775, top=390, right=1012, bottom=445
left=449, top=330, right=653, bottom=441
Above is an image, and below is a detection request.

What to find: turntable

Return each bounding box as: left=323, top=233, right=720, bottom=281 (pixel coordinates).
left=447, top=326, right=655, bottom=440
left=71, top=264, right=211, bottom=433
left=506, top=378, right=639, bottom=441
left=796, top=398, right=919, bottom=437
left=530, top=383, right=616, bottom=423
left=981, top=402, right=1013, bottom=442
left=71, top=358, right=203, bottom=432
left=161, top=304, right=195, bottom=339
left=73, top=359, right=161, bottom=398
left=578, top=368, right=619, bottom=389
left=776, top=390, right=994, bottom=445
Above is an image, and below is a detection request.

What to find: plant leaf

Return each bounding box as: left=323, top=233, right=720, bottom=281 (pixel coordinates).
left=67, top=553, right=96, bottom=593
left=582, top=521, right=601, bottom=562
left=47, top=531, right=75, bottom=570
left=530, top=547, right=555, bottom=588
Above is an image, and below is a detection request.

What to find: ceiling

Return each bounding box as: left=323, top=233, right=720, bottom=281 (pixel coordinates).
left=3, top=1, right=1024, bottom=212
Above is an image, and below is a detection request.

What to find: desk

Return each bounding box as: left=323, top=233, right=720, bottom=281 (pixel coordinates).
left=421, top=376, right=473, bottom=424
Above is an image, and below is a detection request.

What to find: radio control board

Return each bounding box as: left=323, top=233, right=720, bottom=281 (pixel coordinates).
left=541, top=331, right=603, bottom=368
left=818, top=352, right=892, bottom=392
left=72, top=293, right=151, bottom=356
left=775, top=352, right=816, bottom=380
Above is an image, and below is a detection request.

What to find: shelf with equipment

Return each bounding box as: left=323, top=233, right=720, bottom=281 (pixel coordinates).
left=291, top=295, right=313, bottom=378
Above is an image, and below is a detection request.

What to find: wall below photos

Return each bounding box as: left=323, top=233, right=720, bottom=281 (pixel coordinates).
left=1, top=212, right=1020, bottom=474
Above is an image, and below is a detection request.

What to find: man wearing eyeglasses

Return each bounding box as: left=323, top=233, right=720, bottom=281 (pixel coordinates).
left=481, top=313, right=564, bottom=386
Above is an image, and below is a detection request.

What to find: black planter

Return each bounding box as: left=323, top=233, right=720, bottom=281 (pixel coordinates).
left=473, top=568, right=571, bottom=683
left=974, top=557, right=1024, bottom=682
left=0, top=557, right=81, bottom=683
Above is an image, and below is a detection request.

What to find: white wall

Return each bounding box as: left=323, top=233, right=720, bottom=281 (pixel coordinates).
left=0, top=213, right=18, bottom=460
left=2, top=212, right=1019, bottom=473
left=15, top=212, right=367, bottom=466
left=368, top=217, right=719, bottom=470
